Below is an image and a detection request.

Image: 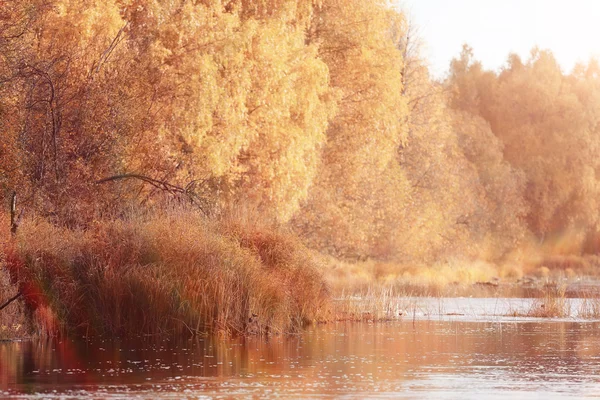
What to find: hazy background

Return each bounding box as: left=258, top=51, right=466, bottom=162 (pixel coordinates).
left=398, top=0, right=600, bottom=77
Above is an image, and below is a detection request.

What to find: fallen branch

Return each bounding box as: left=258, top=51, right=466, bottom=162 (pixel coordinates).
left=0, top=291, right=22, bottom=312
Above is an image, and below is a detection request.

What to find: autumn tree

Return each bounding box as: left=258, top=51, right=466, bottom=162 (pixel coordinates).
left=120, top=0, right=337, bottom=221
left=0, top=0, right=135, bottom=223
left=387, top=27, right=528, bottom=263
left=448, top=47, right=600, bottom=253
left=294, top=0, right=411, bottom=260
left=568, top=60, right=600, bottom=252
left=393, top=26, right=487, bottom=262
left=450, top=111, right=529, bottom=258
left=1, top=0, right=338, bottom=223
left=0, top=1, right=38, bottom=199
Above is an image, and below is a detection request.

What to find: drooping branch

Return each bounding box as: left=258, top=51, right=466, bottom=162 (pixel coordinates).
left=97, top=173, right=186, bottom=194
left=96, top=174, right=211, bottom=215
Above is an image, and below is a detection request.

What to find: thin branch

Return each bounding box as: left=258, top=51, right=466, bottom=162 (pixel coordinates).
left=10, top=191, right=22, bottom=235
left=96, top=174, right=210, bottom=215
left=96, top=173, right=186, bottom=194
left=93, top=22, right=128, bottom=74
left=410, top=165, right=433, bottom=190
left=0, top=292, right=22, bottom=312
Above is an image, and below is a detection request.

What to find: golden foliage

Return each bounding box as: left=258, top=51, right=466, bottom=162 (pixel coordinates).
left=448, top=46, right=600, bottom=254
left=2, top=0, right=600, bottom=296
left=294, top=0, right=410, bottom=259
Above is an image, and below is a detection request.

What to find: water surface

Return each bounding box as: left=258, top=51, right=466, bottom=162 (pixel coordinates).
left=2, top=298, right=600, bottom=399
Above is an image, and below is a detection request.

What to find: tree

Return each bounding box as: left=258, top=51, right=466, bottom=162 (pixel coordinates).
left=448, top=47, right=600, bottom=252
left=120, top=0, right=337, bottom=221
left=294, top=0, right=410, bottom=259
left=395, top=34, right=487, bottom=262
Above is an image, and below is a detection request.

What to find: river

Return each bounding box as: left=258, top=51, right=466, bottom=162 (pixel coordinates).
left=2, top=298, right=600, bottom=399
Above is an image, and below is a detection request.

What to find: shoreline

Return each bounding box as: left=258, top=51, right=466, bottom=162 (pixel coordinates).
left=4, top=280, right=600, bottom=342
left=3, top=212, right=600, bottom=341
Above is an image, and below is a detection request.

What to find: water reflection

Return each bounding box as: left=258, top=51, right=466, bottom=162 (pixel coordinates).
left=2, top=319, right=600, bottom=398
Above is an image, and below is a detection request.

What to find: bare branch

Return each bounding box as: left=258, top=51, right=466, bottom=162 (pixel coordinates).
left=96, top=173, right=186, bottom=194
left=93, top=22, right=128, bottom=74
left=96, top=174, right=211, bottom=215
left=10, top=191, right=21, bottom=235
left=0, top=291, right=22, bottom=312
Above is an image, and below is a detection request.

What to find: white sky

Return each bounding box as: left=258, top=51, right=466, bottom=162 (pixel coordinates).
left=397, top=0, right=600, bottom=77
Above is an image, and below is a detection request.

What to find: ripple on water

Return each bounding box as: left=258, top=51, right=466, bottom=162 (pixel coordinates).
left=2, top=301, right=600, bottom=398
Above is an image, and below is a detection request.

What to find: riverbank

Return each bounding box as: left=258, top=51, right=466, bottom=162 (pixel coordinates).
left=4, top=207, right=600, bottom=340
left=322, top=253, right=600, bottom=298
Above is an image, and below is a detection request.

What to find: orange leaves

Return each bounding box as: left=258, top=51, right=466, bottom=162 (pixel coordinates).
left=293, top=0, right=411, bottom=259
left=7, top=0, right=579, bottom=267
left=447, top=46, right=600, bottom=255
left=235, top=19, right=336, bottom=220
left=120, top=2, right=337, bottom=221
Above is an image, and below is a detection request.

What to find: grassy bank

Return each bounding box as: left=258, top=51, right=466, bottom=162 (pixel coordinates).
left=5, top=206, right=600, bottom=340
left=321, top=252, right=600, bottom=299
left=1, top=207, right=329, bottom=338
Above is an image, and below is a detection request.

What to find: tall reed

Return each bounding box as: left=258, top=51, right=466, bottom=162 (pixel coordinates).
left=3, top=207, right=329, bottom=338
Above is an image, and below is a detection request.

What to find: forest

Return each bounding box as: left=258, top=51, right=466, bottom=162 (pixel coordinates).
left=2, top=0, right=600, bottom=337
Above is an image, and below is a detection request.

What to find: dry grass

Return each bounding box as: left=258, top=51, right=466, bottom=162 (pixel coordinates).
left=8, top=203, right=600, bottom=340
left=504, top=284, right=571, bottom=318
left=319, top=251, right=600, bottom=300
left=330, top=286, right=411, bottom=322
left=527, top=284, right=570, bottom=318
left=3, top=206, right=329, bottom=338
left=0, top=267, right=32, bottom=340
left=322, top=256, right=505, bottom=297
left=578, top=292, right=600, bottom=319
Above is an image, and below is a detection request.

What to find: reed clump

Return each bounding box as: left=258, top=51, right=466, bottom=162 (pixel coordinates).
left=331, top=286, right=410, bottom=322
left=528, top=284, right=570, bottom=318
left=578, top=292, right=600, bottom=319
left=0, top=267, right=32, bottom=340
left=2, top=207, right=329, bottom=338
left=506, top=284, right=571, bottom=318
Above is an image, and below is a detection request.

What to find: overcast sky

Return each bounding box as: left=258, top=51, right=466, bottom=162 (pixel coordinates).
left=397, top=0, right=600, bottom=77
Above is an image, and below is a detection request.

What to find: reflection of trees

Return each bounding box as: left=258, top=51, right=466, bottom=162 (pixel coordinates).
left=3, top=321, right=600, bottom=393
